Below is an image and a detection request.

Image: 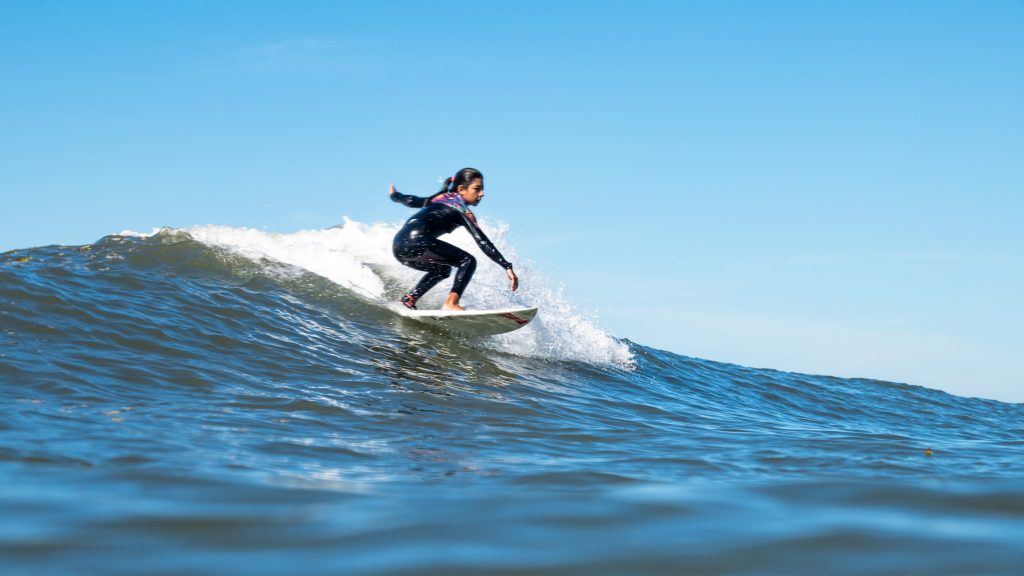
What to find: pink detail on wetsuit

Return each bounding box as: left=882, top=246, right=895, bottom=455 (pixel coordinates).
left=431, top=192, right=478, bottom=225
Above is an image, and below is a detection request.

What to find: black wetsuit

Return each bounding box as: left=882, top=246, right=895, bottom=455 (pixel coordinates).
left=391, top=190, right=512, bottom=303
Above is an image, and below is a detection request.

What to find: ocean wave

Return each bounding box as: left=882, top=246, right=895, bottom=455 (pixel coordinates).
left=3, top=227, right=1023, bottom=575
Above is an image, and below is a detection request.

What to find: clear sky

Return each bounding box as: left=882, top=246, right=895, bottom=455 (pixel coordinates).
left=2, top=1, right=1022, bottom=402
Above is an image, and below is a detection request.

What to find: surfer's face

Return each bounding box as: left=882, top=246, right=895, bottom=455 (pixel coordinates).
left=459, top=178, right=485, bottom=206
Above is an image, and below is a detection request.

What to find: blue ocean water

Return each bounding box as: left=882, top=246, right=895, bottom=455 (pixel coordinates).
left=2, top=226, right=1022, bottom=575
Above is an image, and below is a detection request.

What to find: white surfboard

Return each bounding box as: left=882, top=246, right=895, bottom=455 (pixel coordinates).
left=399, top=306, right=538, bottom=336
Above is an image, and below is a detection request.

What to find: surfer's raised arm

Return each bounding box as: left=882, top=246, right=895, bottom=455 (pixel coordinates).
left=388, top=183, right=433, bottom=208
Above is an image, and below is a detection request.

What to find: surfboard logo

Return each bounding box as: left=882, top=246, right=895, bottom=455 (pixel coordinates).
left=499, top=312, right=530, bottom=326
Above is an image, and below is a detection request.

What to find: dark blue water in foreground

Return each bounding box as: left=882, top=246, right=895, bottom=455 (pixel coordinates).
left=2, top=233, right=1023, bottom=575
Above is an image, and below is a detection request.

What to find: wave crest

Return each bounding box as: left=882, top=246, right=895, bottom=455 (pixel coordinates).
left=122, top=220, right=633, bottom=366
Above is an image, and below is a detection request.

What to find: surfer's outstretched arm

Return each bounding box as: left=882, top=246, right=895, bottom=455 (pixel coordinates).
left=389, top=183, right=438, bottom=208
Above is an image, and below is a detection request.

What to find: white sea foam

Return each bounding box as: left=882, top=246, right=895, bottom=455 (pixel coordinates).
left=123, top=219, right=633, bottom=366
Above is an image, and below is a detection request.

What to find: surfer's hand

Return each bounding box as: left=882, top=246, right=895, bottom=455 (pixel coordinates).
left=507, top=268, right=519, bottom=292
left=389, top=183, right=396, bottom=196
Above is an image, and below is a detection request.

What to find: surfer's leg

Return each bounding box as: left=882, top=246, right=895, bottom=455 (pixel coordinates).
left=447, top=251, right=476, bottom=297
left=391, top=256, right=451, bottom=309
left=423, top=243, right=474, bottom=311
left=394, top=239, right=475, bottom=309
left=423, top=241, right=475, bottom=307
left=408, top=264, right=451, bottom=301
left=394, top=237, right=442, bottom=308
left=394, top=238, right=457, bottom=307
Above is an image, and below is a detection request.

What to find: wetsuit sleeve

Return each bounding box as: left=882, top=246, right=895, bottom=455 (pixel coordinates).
left=390, top=190, right=432, bottom=208
left=458, top=213, right=513, bottom=270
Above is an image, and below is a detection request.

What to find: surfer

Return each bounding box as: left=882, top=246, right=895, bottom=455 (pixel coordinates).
left=390, top=167, right=518, bottom=311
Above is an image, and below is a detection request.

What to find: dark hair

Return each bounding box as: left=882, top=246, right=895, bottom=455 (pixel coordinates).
left=437, top=167, right=483, bottom=195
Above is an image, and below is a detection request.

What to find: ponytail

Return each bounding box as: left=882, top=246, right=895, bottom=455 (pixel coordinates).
left=436, top=175, right=456, bottom=196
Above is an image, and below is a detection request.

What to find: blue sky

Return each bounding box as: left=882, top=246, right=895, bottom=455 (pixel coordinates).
left=2, top=1, right=1022, bottom=401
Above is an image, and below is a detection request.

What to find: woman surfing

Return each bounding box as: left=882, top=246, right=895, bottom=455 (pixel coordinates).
left=390, top=167, right=518, bottom=311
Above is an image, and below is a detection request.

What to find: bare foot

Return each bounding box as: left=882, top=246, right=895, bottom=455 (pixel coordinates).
left=442, top=292, right=464, bottom=311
